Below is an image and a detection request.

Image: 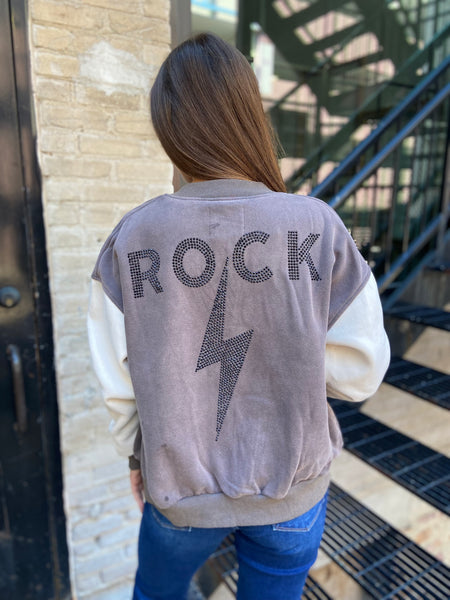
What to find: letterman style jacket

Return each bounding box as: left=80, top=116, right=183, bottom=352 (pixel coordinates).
left=88, top=179, right=390, bottom=527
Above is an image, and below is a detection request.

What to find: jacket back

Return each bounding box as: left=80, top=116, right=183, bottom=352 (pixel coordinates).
left=92, top=179, right=371, bottom=526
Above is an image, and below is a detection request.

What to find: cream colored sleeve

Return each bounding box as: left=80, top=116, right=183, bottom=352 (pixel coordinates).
left=87, top=279, right=138, bottom=457
left=326, top=273, right=391, bottom=402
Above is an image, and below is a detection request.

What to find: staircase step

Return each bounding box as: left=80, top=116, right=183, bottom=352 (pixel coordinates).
left=327, top=51, right=386, bottom=75
left=283, top=0, right=351, bottom=31
left=306, top=23, right=363, bottom=54
left=322, top=483, right=450, bottom=599
left=329, top=400, right=450, bottom=514
left=384, top=357, right=450, bottom=409
left=384, top=301, right=450, bottom=331
left=207, top=536, right=332, bottom=599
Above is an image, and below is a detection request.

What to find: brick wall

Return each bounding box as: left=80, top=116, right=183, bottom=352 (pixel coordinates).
left=27, top=1, right=172, bottom=598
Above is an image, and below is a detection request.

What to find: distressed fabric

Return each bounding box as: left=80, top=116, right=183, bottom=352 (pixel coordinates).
left=92, top=179, right=371, bottom=526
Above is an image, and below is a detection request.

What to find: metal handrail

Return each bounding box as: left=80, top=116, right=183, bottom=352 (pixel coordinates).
left=327, top=83, right=450, bottom=210
left=316, top=74, right=450, bottom=292
left=265, top=0, right=416, bottom=116
left=287, top=24, right=450, bottom=191
left=377, top=214, right=445, bottom=292
left=312, top=55, right=450, bottom=199
left=268, top=21, right=367, bottom=114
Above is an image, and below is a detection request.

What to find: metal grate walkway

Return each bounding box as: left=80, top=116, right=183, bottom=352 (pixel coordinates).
left=384, top=357, right=450, bottom=409
left=208, top=536, right=332, bottom=599
left=206, top=483, right=450, bottom=599
left=322, top=483, right=450, bottom=599
left=384, top=301, right=450, bottom=331
left=329, top=399, right=450, bottom=514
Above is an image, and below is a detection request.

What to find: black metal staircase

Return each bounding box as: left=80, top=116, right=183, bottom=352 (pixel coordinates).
left=310, top=57, right=450, bottom=292
left=237, top=0, right=450, bottom=191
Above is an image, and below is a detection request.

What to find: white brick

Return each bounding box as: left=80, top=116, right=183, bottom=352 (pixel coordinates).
left=143, top=1, right=170, bottom=20
left=116, top=158, right=172, bottom=182
left=98, top=523, right=139, bottom=548
left=29, top=1, right=172, bottom=597
left=142, top=42, right=170, bottom=66
left=100, top=557, right=137, bottom=584
left=76, top=573, right=102, bottom=593
left=79, top=135, right=141, bottom=157
left=124, top=543, right=137, bottom=558
left=66, top=471, right=94, bottom=493
left=81, top=0, right=142, bottom=14
left=33, top=24, right=75, bottom=51
left=73, top=540, right=99, bottom=557
left=109, top=477, right=130, bottom=494
left=80, top=581, right=133, bottom=600
left=88, top=504, right=103, bottom=519
left=34, top=77, right=73, bottom=102
left=101, top=494, right=135, bottom=514
left=45, top=201, right=81, bottom=225
left=94, top=461, right=128, bottom=483
left=34, top=51, right=79, bottom=78
left=73, top=515, right=123, bottom=541
left=62, top=391, right=97, bottom=419
left=32, top=1, right=106, bottom=30
left=41, top=156, right=112, bottom=178
left=77, top=549, right=124, bottom=574
left=126, top=507, right=141, bottom=521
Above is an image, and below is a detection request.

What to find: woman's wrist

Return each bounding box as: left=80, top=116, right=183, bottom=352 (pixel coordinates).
left=128, top=455, right=141, bottom=470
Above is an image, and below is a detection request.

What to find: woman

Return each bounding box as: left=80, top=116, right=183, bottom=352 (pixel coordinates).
left=88, top=33, right=390, bottom=600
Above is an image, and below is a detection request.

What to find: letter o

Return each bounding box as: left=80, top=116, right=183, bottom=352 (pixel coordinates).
left=172, top=238, right=215, bottom=287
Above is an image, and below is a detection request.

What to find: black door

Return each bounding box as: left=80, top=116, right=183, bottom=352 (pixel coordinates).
left=0, top=1, right=70, bottom=598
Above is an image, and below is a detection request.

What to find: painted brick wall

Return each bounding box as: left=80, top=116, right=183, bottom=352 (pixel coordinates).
left=27, top=1, right=172, bottom=598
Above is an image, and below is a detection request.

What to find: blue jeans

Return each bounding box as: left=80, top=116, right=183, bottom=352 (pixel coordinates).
left=133, top=491, right=328, bottom=600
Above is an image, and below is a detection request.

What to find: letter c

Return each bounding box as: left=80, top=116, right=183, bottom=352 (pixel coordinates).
left=233, top=231, right=273, bottom=283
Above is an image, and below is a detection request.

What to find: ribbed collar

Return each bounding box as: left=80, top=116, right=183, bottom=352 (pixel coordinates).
left=172, top=179, right=271, bottom=199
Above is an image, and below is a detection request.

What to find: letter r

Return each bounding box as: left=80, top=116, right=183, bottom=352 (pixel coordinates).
left=128, top=249, right=163, bottom=297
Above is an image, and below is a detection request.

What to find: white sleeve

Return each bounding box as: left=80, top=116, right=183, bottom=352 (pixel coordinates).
left=87, top=279, right=138, bottom=457
left=326, top=273, right=390, bottom=402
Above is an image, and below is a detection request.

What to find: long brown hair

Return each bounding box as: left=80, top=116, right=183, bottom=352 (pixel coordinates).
left=150, top=33, right=286, bottom=193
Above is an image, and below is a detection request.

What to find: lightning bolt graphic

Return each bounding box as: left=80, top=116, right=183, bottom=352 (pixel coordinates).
left=196, top=258, right=253, bottom=441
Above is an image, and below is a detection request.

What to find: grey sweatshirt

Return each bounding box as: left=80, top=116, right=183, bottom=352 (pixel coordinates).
left=90, top=179, right=389, bottom=527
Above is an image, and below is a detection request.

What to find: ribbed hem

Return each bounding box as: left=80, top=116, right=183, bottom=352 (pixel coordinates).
left=149, top=473, right=330, bottom=528
left=172, top=179, right=271, bottom=199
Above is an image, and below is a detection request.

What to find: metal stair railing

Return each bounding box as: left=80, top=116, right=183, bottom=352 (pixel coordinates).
left=240, top=0, right=420, bottom=123
left=285, top=24, right=450, bottom=193
left=307, top=58, right=450, bottom=291
left=311, top=55, right=450, bottom=201
left=239, top=0, right=450, bottom=182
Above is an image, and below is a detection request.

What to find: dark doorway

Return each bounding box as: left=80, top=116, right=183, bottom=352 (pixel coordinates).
left=0, top=1, right=70, bottom=598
